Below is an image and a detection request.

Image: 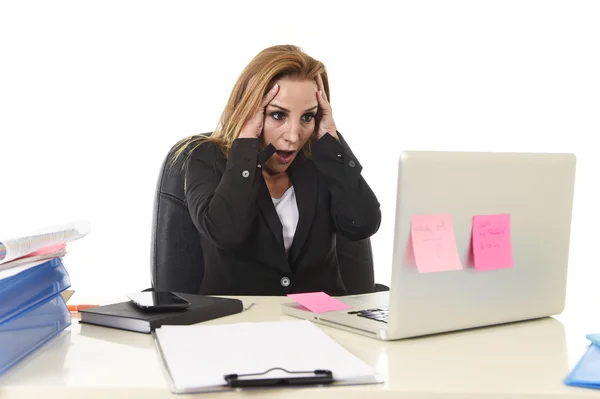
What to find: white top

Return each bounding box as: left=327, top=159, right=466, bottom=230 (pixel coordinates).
left=271, top=186, right=299, bottom=253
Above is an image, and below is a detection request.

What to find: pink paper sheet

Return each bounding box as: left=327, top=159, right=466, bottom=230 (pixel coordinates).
left=287, top=292, right=352, bottom=313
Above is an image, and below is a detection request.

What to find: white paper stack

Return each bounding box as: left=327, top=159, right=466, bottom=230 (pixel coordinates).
left=154, top=319, right=383, bottom=394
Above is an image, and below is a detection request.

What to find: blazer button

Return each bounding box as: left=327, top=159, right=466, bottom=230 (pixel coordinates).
left=242, top=170, right=250, bottom=178
left=280, top=277, right=291, bottom=287
left=348, top=160, right=356, bottom=168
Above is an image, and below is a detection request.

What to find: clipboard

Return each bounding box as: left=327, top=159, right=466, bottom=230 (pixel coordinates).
left=152, top=320, right=382, bottom=394
left=224, top=367, right=333, bottom=387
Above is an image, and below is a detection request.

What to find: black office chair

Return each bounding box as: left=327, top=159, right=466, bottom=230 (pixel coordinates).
left=149, top=134, right=388, bottom=295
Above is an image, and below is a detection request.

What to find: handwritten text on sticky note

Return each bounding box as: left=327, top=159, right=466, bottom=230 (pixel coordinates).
left=287, top=292, right=352, bottom=313
left=472, top=214, right=513, bottom=271
left=411, top=214, right=463, bottom=273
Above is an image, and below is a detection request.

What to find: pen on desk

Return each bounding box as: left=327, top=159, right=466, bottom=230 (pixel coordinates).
left=68, top=304, right=98, bottom=312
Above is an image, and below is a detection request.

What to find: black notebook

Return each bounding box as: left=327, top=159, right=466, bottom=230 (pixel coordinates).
left=79, top=293, right=243, bottom=333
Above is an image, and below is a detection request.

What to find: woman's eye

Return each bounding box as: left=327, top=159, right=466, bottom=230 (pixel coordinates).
left=270, top=111, right=285, bottom=121
left=302, top=113, right=316, bottom=122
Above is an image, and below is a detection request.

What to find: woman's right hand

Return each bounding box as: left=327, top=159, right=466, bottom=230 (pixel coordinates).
left=237, top=84, right=279, bottom=139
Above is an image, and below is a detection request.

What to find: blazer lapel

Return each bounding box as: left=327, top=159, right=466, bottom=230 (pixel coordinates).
left=288, top=157, right=318, bottom=265
left=256, top=176, right=285, bottom=251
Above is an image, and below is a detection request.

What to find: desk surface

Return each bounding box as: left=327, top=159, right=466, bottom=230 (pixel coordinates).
left=1, top=293, right=599, bottom=399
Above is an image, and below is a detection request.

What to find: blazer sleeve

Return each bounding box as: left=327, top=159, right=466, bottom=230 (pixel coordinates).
left=311, top=132, right=382, bottom=241
left=184, top=138, right=271, bottom=248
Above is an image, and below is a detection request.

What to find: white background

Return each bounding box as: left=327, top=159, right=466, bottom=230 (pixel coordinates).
left=1, top=0, right=598, bottom=317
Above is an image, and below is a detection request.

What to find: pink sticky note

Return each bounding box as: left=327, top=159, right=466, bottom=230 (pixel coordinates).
left=27, top=243, right=67, bottom=256
left=411, top=214, right=463, bottom=273
left=472, top=214, right=513, bottom=271
left=287, top=292, right=352, bottom=313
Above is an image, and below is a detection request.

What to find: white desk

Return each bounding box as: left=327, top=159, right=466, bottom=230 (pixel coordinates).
left=0, top=294, right=599, bottom=398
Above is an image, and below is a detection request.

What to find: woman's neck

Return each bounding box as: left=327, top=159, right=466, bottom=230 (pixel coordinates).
left=262, top=170, right=291, bottom=199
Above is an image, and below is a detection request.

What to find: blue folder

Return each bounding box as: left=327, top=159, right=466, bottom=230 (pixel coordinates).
left=0, top=258, right=72, bottom=376
left=0, top=294, right=71, bottom=375
left=0, top=257, right=70, bottom=325
left=586, top=333, right=600, bottom=347
left=564, top=341, right=600, bottom=389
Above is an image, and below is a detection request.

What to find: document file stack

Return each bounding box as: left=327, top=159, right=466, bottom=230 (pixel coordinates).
left=0, top=221, right=89, bottom=375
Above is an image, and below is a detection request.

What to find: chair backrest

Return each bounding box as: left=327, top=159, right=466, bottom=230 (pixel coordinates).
left=150, top=135, right=377, bottom=295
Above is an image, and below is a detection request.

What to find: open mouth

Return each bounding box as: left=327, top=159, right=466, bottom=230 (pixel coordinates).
left=275, top=150, right=296, bottom=163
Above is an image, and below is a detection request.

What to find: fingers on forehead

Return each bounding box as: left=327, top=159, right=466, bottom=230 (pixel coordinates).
left=260, top=85, right=278, bottom=107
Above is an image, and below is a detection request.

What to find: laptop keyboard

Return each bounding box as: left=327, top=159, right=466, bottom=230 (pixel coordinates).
left=348, top=307, right=389, bottom=323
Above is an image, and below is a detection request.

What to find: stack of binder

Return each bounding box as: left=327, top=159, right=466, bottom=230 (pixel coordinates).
left=0, top=221, right=89, bottom=376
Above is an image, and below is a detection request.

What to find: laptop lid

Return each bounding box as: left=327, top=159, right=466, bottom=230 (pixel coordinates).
left=385, top=151, right=576, bottom=339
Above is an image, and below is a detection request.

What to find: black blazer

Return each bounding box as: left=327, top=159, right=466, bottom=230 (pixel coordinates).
left=184, top=132, right=381, bottom=296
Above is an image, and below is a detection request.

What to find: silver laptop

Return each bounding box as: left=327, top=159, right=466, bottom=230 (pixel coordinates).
left=282, top=151, right=576, bottom=340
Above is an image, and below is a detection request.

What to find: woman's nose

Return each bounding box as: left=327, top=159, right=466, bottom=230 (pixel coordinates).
left=282, top=122, right=300, bottom=143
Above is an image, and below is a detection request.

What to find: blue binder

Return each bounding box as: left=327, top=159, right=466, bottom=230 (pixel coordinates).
left=0, top=257, right=70, bottom=325
left=0, top=294, right=71, bottom=375
left=0, top=257, right=72, bottom=376
left=586, top=333, right=600, bottom=347
left=564, top=341, right=600, bottom=389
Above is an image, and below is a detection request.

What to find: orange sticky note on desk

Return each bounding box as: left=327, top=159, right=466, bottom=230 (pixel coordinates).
left=411, top=214, right=463, bottom=273
left=287, top=292, right=352, bottom=313
left=472, top=214, right=513, bottom=271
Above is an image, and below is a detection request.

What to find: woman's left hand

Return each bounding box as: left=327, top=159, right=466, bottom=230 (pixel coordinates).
left=315, top=74, right=339, bottom=141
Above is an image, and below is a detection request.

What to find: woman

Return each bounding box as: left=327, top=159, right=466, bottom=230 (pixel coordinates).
left=178, top=44, right=381, bottom=296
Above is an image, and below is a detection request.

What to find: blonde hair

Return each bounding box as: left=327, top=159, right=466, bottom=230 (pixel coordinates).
left=172, top=45, right=329, bottom=165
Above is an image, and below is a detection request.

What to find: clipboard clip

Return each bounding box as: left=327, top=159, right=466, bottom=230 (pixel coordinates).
left=224, top=367, right=333, bottom=387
